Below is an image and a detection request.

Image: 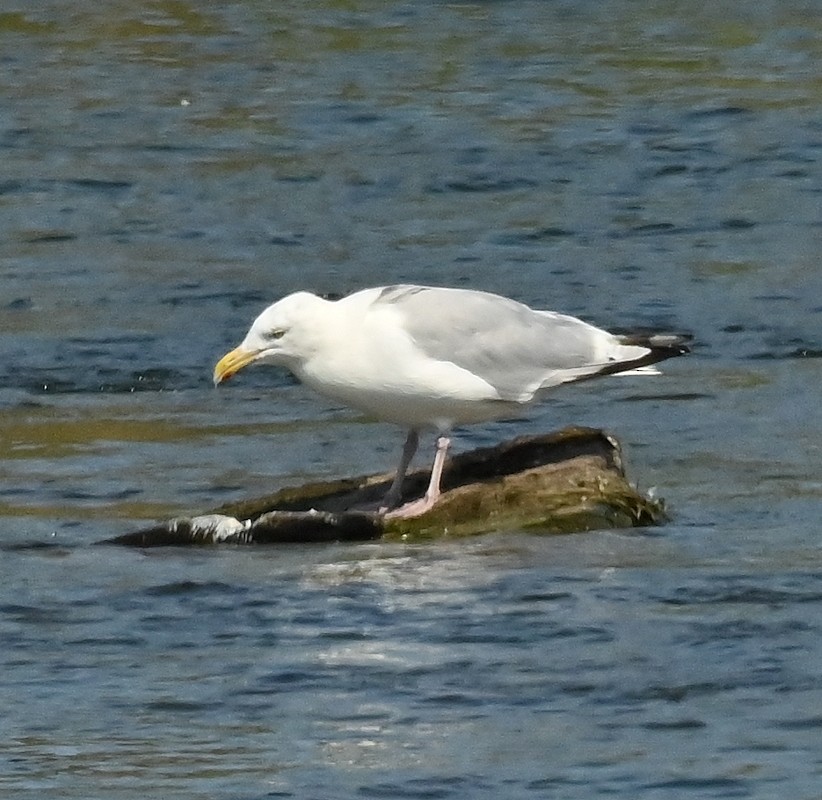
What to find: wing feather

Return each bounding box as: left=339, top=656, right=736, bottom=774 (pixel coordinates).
left=374, top=286, right=632, bottom=401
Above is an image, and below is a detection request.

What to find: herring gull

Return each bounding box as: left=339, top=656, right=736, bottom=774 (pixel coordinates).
left=213, top=285, right=690, bottom=517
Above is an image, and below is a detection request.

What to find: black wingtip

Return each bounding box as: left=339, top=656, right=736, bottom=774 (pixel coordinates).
left=619, top=332, right=693, bottom=357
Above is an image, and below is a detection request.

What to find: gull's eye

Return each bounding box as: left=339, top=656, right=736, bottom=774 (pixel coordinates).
left=263, top=328, right=286, bottom=341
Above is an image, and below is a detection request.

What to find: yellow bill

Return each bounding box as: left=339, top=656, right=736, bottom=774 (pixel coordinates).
left=213, top=346, right=259, bottom=385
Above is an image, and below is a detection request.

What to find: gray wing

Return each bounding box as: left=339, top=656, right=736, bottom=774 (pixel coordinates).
left=374, top=285, right=624, bottom=401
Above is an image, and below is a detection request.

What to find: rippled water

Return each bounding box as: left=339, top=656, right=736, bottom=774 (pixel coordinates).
left=1, top=2, right=821, bottom=798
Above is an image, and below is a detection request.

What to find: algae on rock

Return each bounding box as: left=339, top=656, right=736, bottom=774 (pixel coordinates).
left=104, top=427, right=667, bottom=547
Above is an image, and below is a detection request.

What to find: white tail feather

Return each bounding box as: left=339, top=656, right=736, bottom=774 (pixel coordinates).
left=613, top=365, right=661, bottom=377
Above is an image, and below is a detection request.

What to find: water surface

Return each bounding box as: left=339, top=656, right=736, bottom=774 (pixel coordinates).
left=1, top=2, right=821, bottom=798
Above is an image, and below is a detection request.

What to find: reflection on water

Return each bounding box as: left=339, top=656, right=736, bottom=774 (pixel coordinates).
left=1, top=1, right=821, bottom=797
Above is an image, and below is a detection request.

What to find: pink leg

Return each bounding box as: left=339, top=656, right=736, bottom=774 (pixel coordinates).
left=380, top=429, right=419, bottom=511
left=422, top=434, right=449, bottom=505
left=384, top=434, right=451, bottom=519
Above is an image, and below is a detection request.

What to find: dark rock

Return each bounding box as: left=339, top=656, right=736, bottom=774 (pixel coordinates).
left=101, top=427, right=668, bottom=547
